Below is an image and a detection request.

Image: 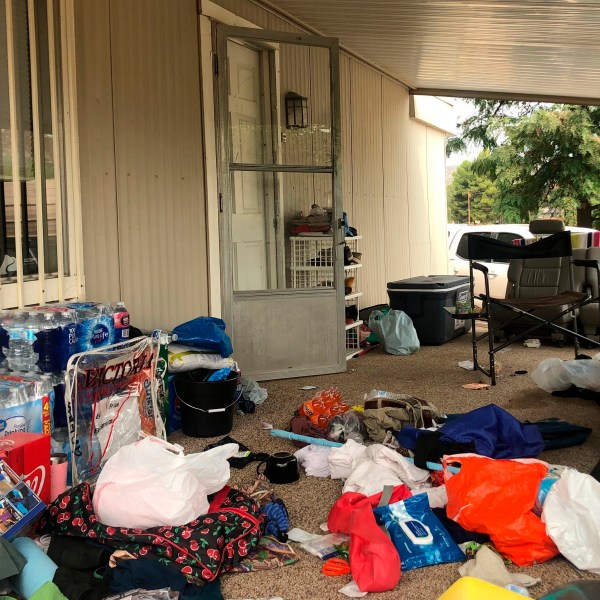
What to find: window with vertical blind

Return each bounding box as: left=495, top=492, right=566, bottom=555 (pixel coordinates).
left=0, top=0, right=79, bottom=308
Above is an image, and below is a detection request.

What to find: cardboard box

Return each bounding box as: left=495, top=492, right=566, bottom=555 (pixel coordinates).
left=0, top=433, right=51, bottom=502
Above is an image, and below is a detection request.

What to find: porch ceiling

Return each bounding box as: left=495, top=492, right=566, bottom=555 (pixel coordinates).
left=264, top=0, right=600, bottom=104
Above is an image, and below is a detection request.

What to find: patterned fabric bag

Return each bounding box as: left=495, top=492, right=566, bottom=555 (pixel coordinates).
left=38, top=483, right=263, bottom=582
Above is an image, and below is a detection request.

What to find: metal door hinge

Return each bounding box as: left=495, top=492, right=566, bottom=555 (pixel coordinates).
left=218, top=192, right=223, bottom=213
left=213, top=54, right=219, bottom=75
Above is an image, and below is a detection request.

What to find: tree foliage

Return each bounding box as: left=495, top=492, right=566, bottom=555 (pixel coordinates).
left=448, top=100, right=600, bottom=227
left=446, top=99, right=541, bottom=156
left=447, top=157, right=499, bottom=224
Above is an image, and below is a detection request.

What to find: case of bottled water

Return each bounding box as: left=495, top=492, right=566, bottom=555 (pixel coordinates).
left=0, top=301, right=131, bottom=374
left=66, top=303, right=115, bottom=352
left=0, top=373, right=54, bottom=437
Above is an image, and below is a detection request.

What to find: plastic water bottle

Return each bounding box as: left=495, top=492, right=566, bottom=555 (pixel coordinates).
left=6, top=311, right=26, bottom=371
left=76, top=305, right=113, bottom=351
left=113, top=301, right=130, bottom=343
left=0, top=385, right=10, bottom=407
left=0, top=310, right=11, bottom=368
left=59, top=310, right=77, bottom=369
left=24, top=311, right=43, bottom=371
left=37, top=311, right=61, bottom=373
left=98, top=304, right=116, bottom=345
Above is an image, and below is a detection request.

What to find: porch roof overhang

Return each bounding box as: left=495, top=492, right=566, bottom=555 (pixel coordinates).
left=263, top=0, right=600, bottom=105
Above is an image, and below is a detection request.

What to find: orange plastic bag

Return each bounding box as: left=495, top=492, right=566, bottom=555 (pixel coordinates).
left=443, top=454, right=558, bottom=566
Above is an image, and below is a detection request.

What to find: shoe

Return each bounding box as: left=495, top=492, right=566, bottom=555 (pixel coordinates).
left=345, top=304, right=358, bottom=321
left=344, top=245, right=353, bottom=265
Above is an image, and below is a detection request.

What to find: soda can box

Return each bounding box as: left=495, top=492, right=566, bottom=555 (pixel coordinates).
left=0, top=458, right=46, bottom=539
left=0, top=432, right=51, bottom=503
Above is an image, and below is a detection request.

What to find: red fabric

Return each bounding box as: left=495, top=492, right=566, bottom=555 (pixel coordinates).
left=327, top=485, right=411, bottom=592
left=208, top=485, right=231, bottom=512
left=444, top=455, right=559, bottom=566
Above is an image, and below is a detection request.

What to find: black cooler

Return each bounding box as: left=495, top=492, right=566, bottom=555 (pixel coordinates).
left=387, top=275, right=471, bottom=345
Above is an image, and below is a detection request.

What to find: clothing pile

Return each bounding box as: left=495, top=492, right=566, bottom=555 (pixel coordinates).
left=289, top=393, right=599, bottom=596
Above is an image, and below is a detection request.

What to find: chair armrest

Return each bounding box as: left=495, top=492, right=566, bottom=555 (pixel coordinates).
left=573, top=258, right=600, bottom=303
left=471, top=261, right=488, bottom=274
left=573, top=259, right=600, bottom=269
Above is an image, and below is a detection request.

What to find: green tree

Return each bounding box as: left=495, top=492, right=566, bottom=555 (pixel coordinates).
left=473, top=106, right=600, bottom=227
left=447, top=157, right=499, bottom=224
left=446, top=99, right=541, bottom=157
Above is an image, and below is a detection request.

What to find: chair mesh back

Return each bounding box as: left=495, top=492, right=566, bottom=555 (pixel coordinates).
left=467, top=231, right=572, bottom=261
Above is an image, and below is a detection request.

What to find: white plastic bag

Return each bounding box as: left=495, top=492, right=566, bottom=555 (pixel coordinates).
left=168, top=343, right=234, bottom=373
left=542, top=469, right=600, bottom=573
left=532, top=357, right=600, bottom=393
left=368, top=309, right=420, bottom=356
left=93, top=435, right=237, bottom=529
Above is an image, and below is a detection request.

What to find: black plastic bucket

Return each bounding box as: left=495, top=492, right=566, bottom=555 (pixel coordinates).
left=174, top=368, right=238, bottom=437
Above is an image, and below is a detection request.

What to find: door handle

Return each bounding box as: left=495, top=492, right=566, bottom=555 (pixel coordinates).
left=488, top=272, right=498, bottom=279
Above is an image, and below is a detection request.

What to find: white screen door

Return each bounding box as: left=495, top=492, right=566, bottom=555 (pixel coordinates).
left=216, top=26, right=345, bottom=380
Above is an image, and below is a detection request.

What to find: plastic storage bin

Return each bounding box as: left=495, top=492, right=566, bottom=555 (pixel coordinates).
left=387, top=275, right=471, bottom=345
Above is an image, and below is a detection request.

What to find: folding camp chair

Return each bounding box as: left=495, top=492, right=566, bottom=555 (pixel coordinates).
left=467, top=226, right=600, bottom=385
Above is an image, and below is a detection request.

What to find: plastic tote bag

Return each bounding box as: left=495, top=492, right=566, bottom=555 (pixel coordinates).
left=368, top=309, right=420, bottom=355
left=532, top=357, right=600, bottom=393
left=443, top=454, right=558, bottom=566
left=172, top=316, right=233, bottom=358
left=93, top=436, right=238, bottom=529
left=542, top=469, right=600, bottom=573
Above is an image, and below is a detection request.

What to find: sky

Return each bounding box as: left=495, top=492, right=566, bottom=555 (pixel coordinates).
left=443, top=97, right=480, bottom=167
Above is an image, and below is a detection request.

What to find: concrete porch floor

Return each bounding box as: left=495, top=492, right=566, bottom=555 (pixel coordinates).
left=171, top=328, right=600, bottom=600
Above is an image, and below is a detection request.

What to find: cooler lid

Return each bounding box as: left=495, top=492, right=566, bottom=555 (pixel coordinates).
left=387, top=275, right=470, bottom=290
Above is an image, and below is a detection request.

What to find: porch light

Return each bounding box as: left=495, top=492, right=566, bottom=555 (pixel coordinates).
left=285, top=92, right=309, bottom=129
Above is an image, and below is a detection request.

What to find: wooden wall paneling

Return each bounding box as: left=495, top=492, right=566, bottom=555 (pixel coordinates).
left=268, top=11, right=300, bottom=32
left=407, top=119, right=432, bottom=276
left=310, top=63, right=331, bottom=227
left=382, top=78, right=410, bottom=286
left=309, top=46, right=331, bottom=158
left=109, top=0, right=208, bottom=330
left=310, top=46, right=333, bottom=207
left=350, top=61, right=385, bottom=308
left=427, top=128, right=450, bottom=274
left=279, top=43, right=312, bottom=224
left=73, top=0, right=121, bottom=303
left=211, top=0, right=271, bottom=28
